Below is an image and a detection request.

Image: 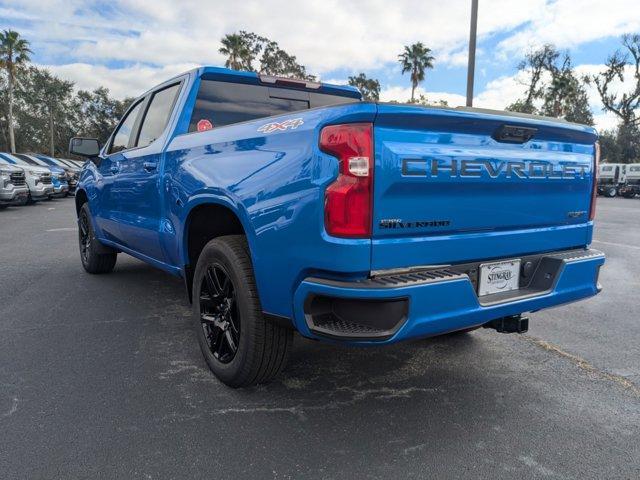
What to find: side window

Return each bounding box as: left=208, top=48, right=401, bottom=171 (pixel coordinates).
left=109, top=101, right=143, bottom=154
left=136, top=83, right=181, bottom=148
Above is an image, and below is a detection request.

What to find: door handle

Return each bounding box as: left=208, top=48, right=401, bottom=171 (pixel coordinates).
left=143, top=162, right=157, bottom=172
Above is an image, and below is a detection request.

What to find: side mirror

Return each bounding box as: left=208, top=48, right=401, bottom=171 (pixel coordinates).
left=69, top=137, right=100, bottom=158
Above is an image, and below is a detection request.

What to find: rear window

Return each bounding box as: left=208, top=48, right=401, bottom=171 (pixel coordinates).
left=188, top=80, right=358, bottom=132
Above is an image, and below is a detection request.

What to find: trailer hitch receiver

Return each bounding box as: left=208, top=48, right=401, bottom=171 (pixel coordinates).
left=483, top=315, right=529, bottom=334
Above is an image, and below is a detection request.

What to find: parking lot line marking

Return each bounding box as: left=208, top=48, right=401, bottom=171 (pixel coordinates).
left=592, top=239, right=640, bottom=251
left=46, top=227, right=75, bottom=232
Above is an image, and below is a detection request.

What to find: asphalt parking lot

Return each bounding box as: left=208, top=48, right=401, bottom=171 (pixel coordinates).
left=1, top=197, right=639, bottom=479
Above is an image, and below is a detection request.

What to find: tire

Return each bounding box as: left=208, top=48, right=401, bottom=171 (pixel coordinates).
left=0, top=205, right=6, bottom=210
left=192, top=235, right=292, bottom=388
left=605, top=187, right=617, bottom=198
left=78, top=203, right=117, bottom=274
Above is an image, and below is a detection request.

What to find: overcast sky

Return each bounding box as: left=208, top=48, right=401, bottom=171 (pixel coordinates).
left=2, top=0, right=640, bottom=131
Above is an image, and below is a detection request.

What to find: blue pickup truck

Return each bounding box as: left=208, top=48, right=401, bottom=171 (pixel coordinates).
left=70, top=66, right=604, bottom=387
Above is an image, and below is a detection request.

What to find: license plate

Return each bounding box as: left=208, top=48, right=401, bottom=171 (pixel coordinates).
left=478, top=260, right=521, bottom=296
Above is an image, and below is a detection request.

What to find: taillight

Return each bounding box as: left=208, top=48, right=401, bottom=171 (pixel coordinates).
left=590, top=141, right=600, bottom=221
left=319, top=123, right=373, bottom=238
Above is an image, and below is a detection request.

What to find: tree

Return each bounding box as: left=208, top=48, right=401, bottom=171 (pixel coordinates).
left=414, top=94, right=448, bottom=107
left=219, top=31, right=316, bottom=80
left=598, top=130, right=619, bottom=162
left=259, top=40, right=315, bottom=80
left=398, top=42, right=434, bottom=103
left=512, top=44, right=558, bottom=114
left=348, top=73, right=380, bottom=101
left=591, top=34, right=640, bottom=162
left=17, top=67, right=75, bottom=156
left=0, top=30, right=32, bottom=153
left=75, top=87, right=133, bottom=145
left=219, top=33, right=252, bottom=71
left=508, top=44, right=593, bottom=125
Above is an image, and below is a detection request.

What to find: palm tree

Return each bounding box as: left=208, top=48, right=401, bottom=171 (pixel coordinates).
left=0, top=30, right=31, bottom=153
left=219, top=33, right=251, bottom=71
left=398, top=42, right=435, bottom=103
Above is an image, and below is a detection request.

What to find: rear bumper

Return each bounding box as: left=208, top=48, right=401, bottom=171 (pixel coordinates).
left=292, top=248, right=604, bottom=344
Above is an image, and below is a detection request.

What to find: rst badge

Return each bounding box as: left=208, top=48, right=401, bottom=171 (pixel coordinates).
left=257, top=118, right=304, bottom=134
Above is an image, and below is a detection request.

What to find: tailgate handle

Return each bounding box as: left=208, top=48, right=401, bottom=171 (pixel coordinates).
left=492, top=125, right=537, bottom=144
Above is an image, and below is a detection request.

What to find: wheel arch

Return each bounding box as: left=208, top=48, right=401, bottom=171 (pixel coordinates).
left=181, top=196, right=255, bottom=303
left=74, top=188, right=88, bottom=216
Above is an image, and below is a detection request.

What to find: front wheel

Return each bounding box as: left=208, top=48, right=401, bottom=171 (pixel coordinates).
left=78, top=203, right=117, bottom=274
left=193, top=235, right=292, bottom=388
left=605, top=187, right=617, bottom=198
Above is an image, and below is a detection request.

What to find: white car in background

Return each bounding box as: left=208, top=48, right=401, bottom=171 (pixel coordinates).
left=0, top=153, right=54, bottom=204
left=0, top=162, right=29, bottom=209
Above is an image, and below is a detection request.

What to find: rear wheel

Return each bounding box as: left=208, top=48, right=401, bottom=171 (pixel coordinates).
left=193, top=235, right=292, bottom=388
left=78, top=203, right=117, bottom=274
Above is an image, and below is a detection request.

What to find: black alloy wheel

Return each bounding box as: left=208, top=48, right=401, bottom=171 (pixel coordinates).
left=79, top=212, right=91, bottom=265
left=199, top=264, right=240, bottom=364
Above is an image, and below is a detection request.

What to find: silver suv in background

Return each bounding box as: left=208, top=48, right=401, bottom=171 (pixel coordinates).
left=0, top=162, right=29, bottom=209
left=0, top=153, right=54, bottom=203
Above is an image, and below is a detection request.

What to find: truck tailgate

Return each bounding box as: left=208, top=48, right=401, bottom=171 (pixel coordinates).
left=371, top=104, right=598, bottom=271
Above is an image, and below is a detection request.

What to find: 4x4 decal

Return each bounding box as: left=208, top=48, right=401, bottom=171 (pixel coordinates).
left=257, top=118, right=304, bottom=134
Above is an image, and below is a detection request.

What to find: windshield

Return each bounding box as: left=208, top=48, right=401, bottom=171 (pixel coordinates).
left=13, top=154, right=40, bottom=166
left=56, top=159, right=76, bottom=168
left=0, top=153, right=16, bottom=165
left=35, top=155, right=58, bottom=167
